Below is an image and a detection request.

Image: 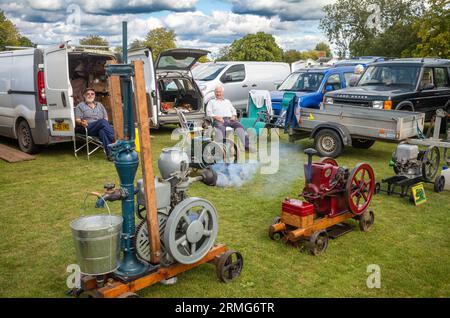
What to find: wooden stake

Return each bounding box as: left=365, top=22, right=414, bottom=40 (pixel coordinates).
left=132, top=60, right=161, bottom=264
left=106, top=60, right=124, bottom=140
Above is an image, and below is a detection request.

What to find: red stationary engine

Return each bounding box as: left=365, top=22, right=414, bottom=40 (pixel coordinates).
left=270, top=148, right=376, bottom=255
left=282, top=148, right=375, bottom=218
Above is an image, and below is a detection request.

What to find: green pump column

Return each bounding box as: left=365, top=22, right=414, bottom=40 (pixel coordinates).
left=106, top=21, right=148, bottom=279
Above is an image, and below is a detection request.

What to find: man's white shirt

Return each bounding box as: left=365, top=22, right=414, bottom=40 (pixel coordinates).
left=206, top=98, right=237, bottom=118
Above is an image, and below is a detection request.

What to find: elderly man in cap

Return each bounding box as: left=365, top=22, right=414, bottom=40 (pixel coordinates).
left=75, top=87, right=115, bottom=160
left=206, top=85, right=250, bottom=151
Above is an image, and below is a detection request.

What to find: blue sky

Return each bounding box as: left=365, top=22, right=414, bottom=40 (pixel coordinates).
left=0, top=0, right=335, bottom=56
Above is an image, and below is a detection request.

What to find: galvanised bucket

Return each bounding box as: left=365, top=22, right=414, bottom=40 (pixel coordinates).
left=70, top=214, right=122, bottom=275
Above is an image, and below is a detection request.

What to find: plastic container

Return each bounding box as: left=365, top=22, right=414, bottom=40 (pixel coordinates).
left=441, top=166, right=450, bottom=191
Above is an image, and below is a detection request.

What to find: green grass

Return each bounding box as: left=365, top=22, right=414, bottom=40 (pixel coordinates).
left=0, top=127, right=449, bottom=298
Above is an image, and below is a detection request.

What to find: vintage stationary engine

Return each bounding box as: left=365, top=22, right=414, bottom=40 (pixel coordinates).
left=269, top=148, right=375, bottom=255
left=301, top=148, right=375, bottom=217
left=134, top=147, right=219, bottom=266
left=391, top=144, right=440, bottom=181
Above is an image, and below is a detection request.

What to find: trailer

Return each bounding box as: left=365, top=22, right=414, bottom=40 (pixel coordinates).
left=286, top=102, right=425, bottom=157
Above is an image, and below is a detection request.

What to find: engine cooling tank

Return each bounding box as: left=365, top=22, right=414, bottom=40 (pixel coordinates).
left=158, top=147, right=190, bottom=180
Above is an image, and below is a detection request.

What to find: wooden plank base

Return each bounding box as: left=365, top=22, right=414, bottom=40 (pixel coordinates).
left=0, top=144, right=36, bottom=163
left=270, top=212, right=355, bottom=242
left=82, top=244, right=228, bottom=298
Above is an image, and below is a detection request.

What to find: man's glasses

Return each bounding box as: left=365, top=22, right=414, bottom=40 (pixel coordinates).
left=85, top=92, right=95, bottom=96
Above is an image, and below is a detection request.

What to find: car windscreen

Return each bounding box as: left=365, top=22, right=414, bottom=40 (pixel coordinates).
left=192, top=63, right=227, bottom=81
left=358, top=65, right=421, bottom=88
left=278, top=72, right=324, bottom=92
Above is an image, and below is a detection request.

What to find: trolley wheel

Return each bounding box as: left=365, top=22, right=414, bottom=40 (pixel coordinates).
left=375, top=182, right=381, bottom=194
left=306, top=231, right=329, bottom=256
left=118, top=292, right=140, bottom=298
left=268, top=217, right=285, bottom=241
left=352, top=138, right=376, bottom=149
left=434, top=175, right=445, bottom=193
left=216, top=250, right=243, bottom=283
left=314, top=129, right=343, bottom=158
left=359, top=210, right=375, bottom=232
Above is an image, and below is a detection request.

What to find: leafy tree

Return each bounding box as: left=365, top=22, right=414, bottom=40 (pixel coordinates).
left=198, top=55, right=210, bottom=63
left=320, top=0, right=425, bottom=57
left=79, top=35, right=109, bottom=50
left=226, top=32, right=283, bottom=62
left=144, top=27, right=176, bottom=60
left=411, top=0, right=450, bottom=58
left=314, top=42, right=332, bottom=57
left=216, top=45, right=231, bottom=61
left=283, top=49, right=303, bottom=64
left=129, top=39, right=146, bottom=50
left=0, top=11, right=34, bottom=50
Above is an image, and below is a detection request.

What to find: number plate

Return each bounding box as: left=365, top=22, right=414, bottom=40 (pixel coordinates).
left=52, top=122, right=70, bottom=131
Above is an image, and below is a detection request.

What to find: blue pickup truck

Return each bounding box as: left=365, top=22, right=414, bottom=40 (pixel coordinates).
left=270, top=66, right=356, bottom=114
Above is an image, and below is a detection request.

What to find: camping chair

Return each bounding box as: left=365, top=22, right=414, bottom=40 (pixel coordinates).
left=240, top=91, right=296, bottom=136
left=240, top=91, right=272, bottom=136
left=73, top=127, right=104, bottom=160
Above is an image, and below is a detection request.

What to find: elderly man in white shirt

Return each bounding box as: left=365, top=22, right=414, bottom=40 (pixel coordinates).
left=206, top=85, right=249, bottom=150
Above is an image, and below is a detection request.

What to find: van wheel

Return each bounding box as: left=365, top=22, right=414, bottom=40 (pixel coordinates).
left=17, top=120, right=39, bottom=154
left=352, top=138, right=375, bottom=149
left=314, top=129, right=343, bottom=158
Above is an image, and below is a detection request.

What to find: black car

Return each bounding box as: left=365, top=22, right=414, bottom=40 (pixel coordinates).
left=324, top=58, right=450, bottom=121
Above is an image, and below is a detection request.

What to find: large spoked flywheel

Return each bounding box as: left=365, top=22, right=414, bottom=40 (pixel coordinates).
left=163, top=197, right=218, bottom=264
left=346, top=163, right=375, bottom=215
left=135, top=212, right=174, bottom=267
left=421, top=146, right=440, bottom=181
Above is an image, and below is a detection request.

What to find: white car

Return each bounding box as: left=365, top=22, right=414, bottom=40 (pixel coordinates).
left=193, top=61, right=291, bottom=113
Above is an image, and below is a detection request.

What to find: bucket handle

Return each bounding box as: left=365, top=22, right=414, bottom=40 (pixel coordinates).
left=82, top=192, right=114, bottom=228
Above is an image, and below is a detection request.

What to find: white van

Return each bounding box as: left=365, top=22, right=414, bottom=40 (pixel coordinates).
left=0, top=45, right=208, bottom=153
left=192, top=61, right=291, bottom=113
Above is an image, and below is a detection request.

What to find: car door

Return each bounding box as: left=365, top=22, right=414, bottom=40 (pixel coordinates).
left=433, top=67, right=450, bottom=110
left=43, top=45, right=74, bottom=137
left=128, top=48, right=158, bottom=127
left=416, top=67, right=436, bottom=114
left=220, top=64, right=247, bottom=111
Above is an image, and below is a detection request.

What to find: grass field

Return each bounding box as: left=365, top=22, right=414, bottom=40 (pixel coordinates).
left=0, top=127, right=449, bottom=298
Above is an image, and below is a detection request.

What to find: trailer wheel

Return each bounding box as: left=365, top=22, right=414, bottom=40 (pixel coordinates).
left=352, top=138, right=376, bottom=149
left=434, top=175, right=445, bottom=193
left=314, top=129, right=343, bottom=158
left=17, top=119, right=39, bottom=154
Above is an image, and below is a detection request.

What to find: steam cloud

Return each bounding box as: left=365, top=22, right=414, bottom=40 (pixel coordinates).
left=211, top=161, right=260, bottom=187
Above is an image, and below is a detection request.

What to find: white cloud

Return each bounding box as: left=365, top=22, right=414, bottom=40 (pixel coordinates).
left=3, top=1, right=331, bottom=53
left=229, top=0, right=335, bottom=21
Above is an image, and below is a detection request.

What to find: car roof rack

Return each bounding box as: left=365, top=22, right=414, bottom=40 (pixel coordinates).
left=4, top=46, right=36, bottom=50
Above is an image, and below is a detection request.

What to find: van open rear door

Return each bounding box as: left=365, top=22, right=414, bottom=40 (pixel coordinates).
left=128, top=48, right=158, bottom=127
left=44, top=45, right=74, bottom=137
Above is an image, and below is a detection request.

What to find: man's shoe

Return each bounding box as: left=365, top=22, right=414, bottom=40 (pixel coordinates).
left=107, top=154, right=115, bottom=162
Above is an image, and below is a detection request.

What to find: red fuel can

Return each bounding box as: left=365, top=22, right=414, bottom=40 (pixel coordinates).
left=282, top=198, right=314, bottom=216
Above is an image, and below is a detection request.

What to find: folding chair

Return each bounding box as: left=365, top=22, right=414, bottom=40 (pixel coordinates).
left=73, top=127, right=104, bottom=160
